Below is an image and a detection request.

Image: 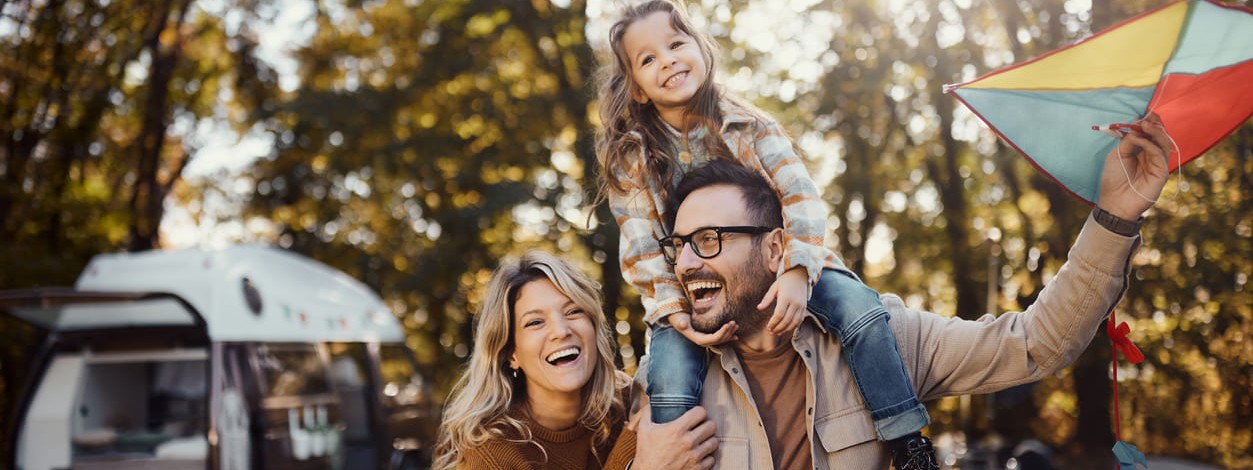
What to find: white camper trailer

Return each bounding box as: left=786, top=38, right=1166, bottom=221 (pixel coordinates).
left=0, top=246, right=438, bottom=470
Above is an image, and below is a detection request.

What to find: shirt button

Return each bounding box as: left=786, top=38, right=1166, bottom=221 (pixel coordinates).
left=807, top=407, right=813, bottom=415
left=732, top=368, right=739, bottom=374
left=804, top=350, right=812, bottom=358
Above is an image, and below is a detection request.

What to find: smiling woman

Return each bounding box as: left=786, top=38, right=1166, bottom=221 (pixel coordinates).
left=432, top=251, right=635, bottom=469
left=508, top=278, right=601, bottom=425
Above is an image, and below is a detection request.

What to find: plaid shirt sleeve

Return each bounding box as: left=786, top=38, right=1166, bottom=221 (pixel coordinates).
left=608, top=159, right=690, bottom=325
left=748, top=118, right=833, bottom=285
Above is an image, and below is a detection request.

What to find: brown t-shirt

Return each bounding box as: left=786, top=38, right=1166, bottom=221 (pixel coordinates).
left=739, top=341, right=812, bottom=470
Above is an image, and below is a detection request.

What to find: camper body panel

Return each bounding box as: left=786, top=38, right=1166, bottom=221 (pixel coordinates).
left=75, top=245, right=404, bottom=344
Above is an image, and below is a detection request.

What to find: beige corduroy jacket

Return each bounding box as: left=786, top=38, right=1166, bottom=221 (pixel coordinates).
left=635, top=214, right=1138, bottom=469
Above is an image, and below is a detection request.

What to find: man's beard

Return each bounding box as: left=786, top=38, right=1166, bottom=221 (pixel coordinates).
left=688, top=257, right=775, bottom=337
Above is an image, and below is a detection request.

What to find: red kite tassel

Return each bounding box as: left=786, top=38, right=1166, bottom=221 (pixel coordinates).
left=1108, top=317, right=1146, bottom=364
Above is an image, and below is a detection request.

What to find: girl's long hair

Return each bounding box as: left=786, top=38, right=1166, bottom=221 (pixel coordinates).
left=433, top=251, right=627, bottom=469
left=595, top=0, right=763, bottom=208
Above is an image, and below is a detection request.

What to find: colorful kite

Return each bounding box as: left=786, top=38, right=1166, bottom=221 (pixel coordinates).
left=946, top=0, right=1253, bottom=203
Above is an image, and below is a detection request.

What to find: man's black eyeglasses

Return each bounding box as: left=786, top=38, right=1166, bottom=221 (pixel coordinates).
left=657, top=226, right=775, bottom=265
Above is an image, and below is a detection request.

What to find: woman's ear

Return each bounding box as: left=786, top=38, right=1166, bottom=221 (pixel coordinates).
left=508, top=352, right=519, bottom=371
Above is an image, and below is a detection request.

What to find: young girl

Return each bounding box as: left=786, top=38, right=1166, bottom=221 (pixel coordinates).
left=595, top=1, right=936, bottom=466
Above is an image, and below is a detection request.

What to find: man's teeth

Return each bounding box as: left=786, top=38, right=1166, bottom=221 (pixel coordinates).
left=687, top=280, right=720, bottom=290
left=546, top=347, right=579, bottom=364
left=686, top=280, right=722, bottom=300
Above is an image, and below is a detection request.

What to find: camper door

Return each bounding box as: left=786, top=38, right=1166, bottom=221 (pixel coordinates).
left=0, top=290, right=211, bottom=470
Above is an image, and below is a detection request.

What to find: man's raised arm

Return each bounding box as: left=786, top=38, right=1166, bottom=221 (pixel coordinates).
left=892, top=112, right=1174, bottom=399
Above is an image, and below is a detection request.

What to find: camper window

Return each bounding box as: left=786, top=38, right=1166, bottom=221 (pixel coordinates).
left=255, top=344, right=332, bottom=400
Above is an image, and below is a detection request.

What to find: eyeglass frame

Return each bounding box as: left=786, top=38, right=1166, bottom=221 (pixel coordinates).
left=656, top=225, right=776, bottom=266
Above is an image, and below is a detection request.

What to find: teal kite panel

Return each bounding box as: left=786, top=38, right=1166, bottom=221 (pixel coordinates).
left=956, top=87, right=1156, bottom=202
left=1166, top=1, right=1253, bottom=75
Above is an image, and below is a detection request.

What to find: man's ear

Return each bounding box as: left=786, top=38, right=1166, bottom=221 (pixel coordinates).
left=760, top=228, right=786, bottom=272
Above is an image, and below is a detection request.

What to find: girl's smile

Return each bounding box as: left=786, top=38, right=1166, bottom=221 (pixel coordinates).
left=663, top=71, right=690, bottom=89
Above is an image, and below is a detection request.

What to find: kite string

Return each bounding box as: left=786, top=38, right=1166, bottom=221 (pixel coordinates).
left=1115, top=123, right=1183, bottom=205
left=1110, top=310, right=1123, bottom=470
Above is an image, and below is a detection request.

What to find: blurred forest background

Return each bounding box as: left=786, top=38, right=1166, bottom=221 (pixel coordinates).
left=1, top=0, right=1250, bottom=468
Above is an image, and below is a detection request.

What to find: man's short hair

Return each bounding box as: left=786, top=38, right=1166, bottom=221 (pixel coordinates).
left=666, top=160, right=784, bottom=231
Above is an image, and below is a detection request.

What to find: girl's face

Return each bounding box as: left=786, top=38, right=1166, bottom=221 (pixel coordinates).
left=508, top=278, right=598, bottom=404
left=622, top=10, right=708, bottom=127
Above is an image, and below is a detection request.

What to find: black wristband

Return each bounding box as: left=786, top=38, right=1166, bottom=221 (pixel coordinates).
left=1093, top=207, right=1142, bottom=237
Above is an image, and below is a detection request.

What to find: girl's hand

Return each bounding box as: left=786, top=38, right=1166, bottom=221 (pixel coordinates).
left=761, top=267, right=809, bottom=336
left=671, top=312, right=739, bottom=346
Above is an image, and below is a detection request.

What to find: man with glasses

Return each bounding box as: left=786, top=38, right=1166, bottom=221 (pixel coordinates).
left=629, top=115, right=1172, bottom=470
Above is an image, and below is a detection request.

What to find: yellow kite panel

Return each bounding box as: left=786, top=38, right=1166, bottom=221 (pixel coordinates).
left=967, top=2, right=1188, bottom=91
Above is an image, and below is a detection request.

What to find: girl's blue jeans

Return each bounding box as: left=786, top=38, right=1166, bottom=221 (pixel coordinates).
left=646, top=268, right=930, bottom=440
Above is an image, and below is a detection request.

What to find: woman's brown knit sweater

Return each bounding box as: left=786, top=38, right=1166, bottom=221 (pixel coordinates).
left=458, top=407, right=637, bottom=470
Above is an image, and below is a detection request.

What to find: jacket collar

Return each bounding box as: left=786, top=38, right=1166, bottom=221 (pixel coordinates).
left=719, top=102, right=756, bottom=133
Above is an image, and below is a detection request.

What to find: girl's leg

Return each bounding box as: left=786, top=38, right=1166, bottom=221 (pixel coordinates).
left=808, top=268, right=930, bottom=440
left=645, top=323, right=709, bottom=424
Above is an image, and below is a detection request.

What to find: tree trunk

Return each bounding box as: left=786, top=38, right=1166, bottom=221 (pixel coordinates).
left=929, top=83, right=982, bottom=320
left=1068, top=340, right=1116, bottom=469
left=0, top=0, right=64, bottom=241
left=128, top=0, right=192, bottom=251
left=835, top=136, right=876, bottom=275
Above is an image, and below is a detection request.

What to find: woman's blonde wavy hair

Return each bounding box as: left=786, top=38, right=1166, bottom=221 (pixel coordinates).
left=594, top=0, right=768, bottom=208
left=433, top=251, right=627, bottom=469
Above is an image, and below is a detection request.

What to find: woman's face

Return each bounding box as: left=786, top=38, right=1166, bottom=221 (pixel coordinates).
left=509, top=278, right=598, bottom=402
